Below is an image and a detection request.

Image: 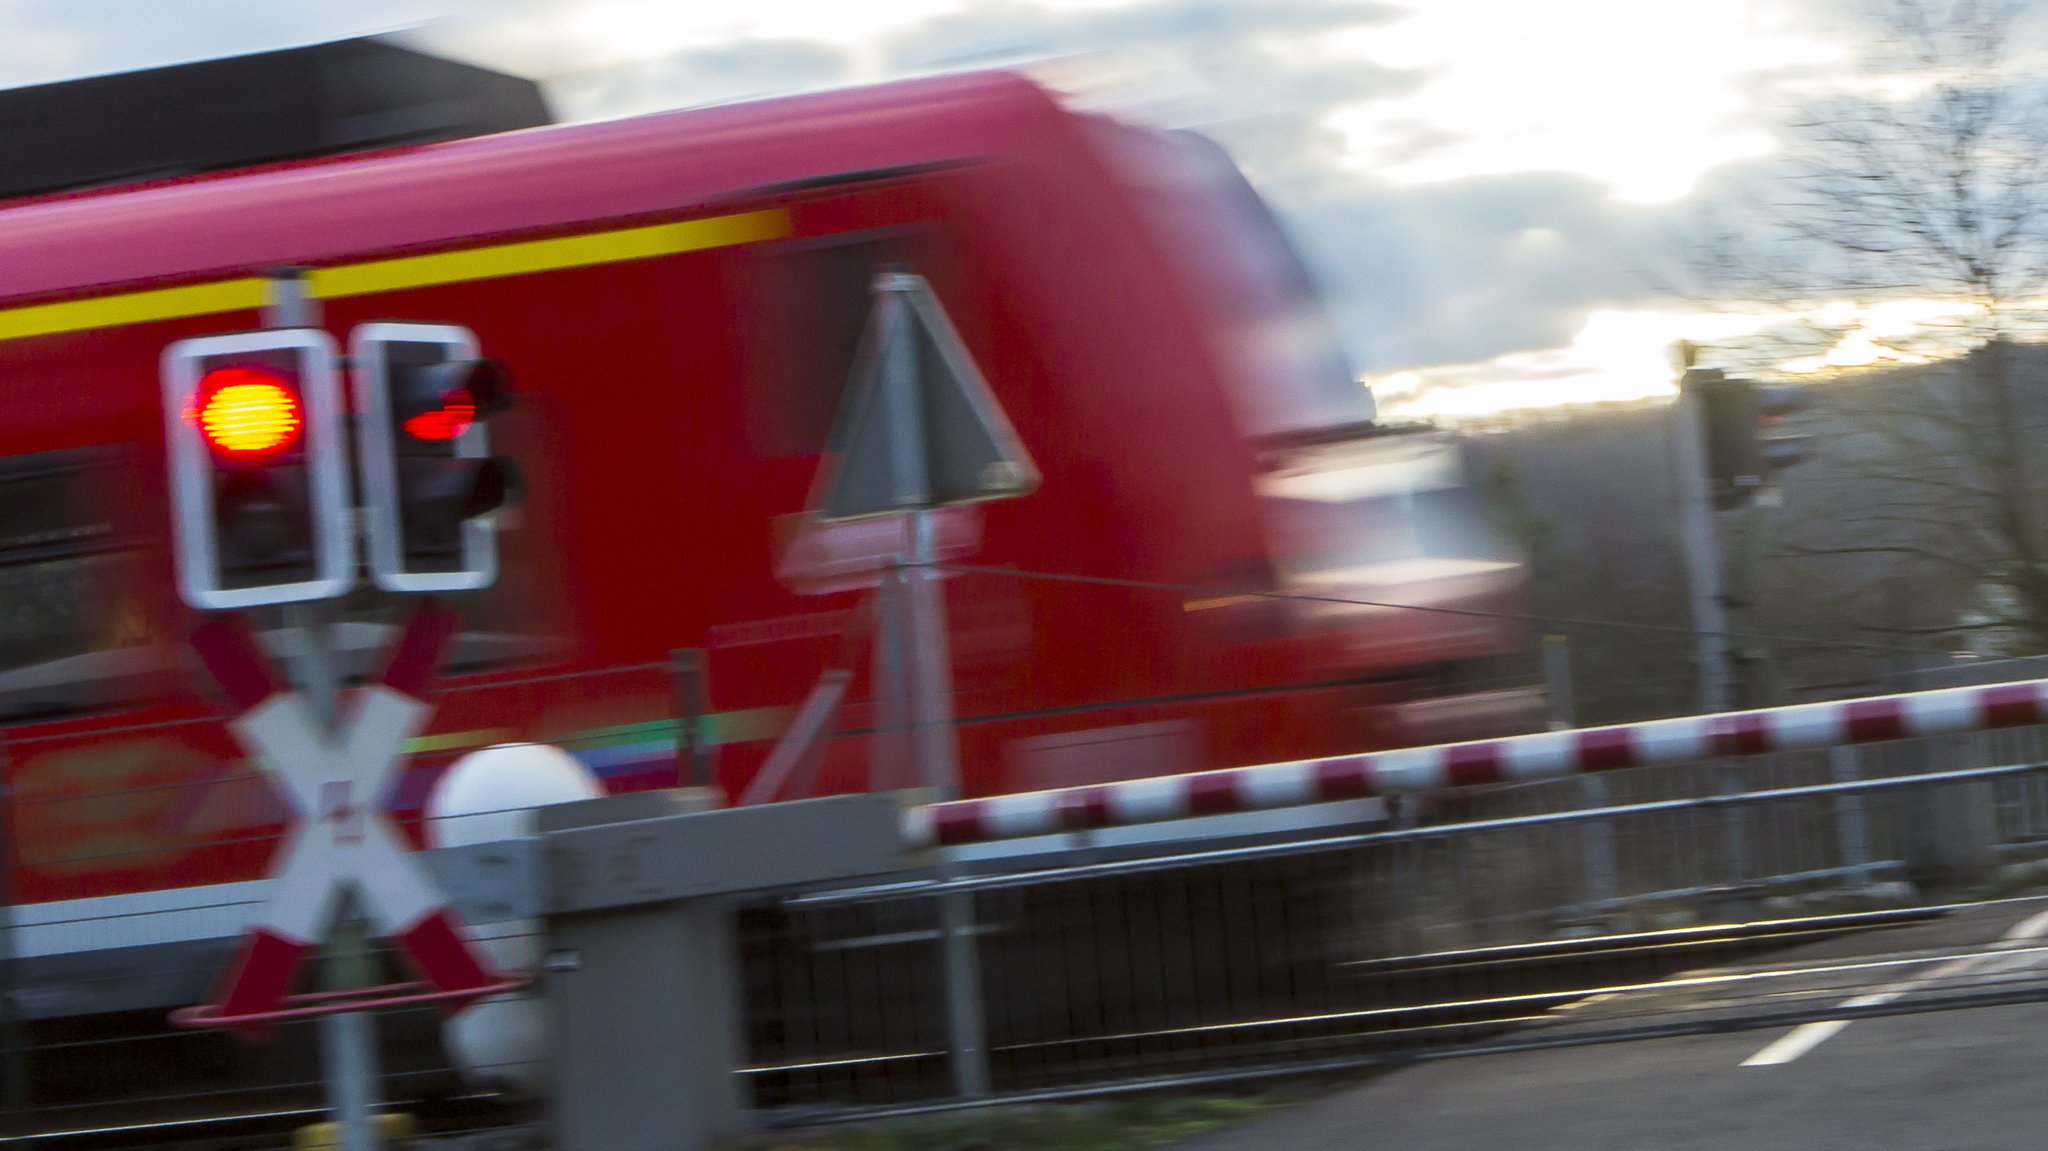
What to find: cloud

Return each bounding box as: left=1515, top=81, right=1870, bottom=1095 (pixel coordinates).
left=870, top=0, right=1721, bottom=388
left=838, top=0, right=1688, bottom=391
left=0, top=0, right=476, bottom=87
left=547, top=38, right=854, bottom=120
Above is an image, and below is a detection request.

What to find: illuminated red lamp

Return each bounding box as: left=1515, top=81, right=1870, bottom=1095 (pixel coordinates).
left=193, top=366, right=303, bottom=461
left=402, top=388, right=477, bottom=442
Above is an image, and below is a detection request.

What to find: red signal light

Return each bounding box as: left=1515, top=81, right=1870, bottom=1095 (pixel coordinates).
left=193, top=366, right=303, bottom=460
left=402, top=388, right=476, bottom=442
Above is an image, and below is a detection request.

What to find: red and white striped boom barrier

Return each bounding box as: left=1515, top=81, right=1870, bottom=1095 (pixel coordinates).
left=905, top=679, right=2048, bottom=848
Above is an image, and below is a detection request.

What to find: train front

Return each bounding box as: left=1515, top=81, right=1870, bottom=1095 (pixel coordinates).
left=1110, top=123, right=1548, bottom=755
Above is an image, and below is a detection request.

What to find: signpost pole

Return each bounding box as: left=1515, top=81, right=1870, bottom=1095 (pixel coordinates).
left=670, top=649, right=712, bottom=789
left=1672, top=355, right=1734, bottom=714
left=908, top=506, right=988, bottom=1098
left=872, top=569, right=912, bottom=792
left=812, top=267, right=1036, bottom=1101
left=266, top=274, right=384, bottom=1151
left=878, top=275, right=987, bottom=1098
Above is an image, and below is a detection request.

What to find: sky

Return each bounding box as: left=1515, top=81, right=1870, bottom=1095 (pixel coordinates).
left=0, top=0, right=2026, bottom=421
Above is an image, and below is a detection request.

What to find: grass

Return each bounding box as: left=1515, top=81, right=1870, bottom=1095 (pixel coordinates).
left=733, top=1092, right=1286, bottom=1151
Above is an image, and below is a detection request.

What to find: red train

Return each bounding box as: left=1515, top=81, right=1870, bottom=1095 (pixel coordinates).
left=0, top=54, right=1539, bottom=933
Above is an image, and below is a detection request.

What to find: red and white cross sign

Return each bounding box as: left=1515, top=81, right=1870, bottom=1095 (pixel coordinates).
left=192, top=604, right=502, bottom=1032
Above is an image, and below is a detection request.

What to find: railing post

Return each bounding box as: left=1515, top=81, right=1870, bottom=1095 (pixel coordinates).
left=938, top=889, right=989, bottom=1098
left=1550, top=635, right=1619, bottom=915
left=1831, top=745, right=1871, bottom=887
left=670, top=649, right=712, bottom=789
left=1719, top=762, right=1749, bottom=886
left=1579, top=776, right=1621, bottom=911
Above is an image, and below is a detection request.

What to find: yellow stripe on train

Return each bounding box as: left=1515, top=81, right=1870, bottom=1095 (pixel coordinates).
left=0, top=208, right=792, bottom=342
left=0, top=278, right=269, bottom=342
left=306, top=210, right=790, bottom=299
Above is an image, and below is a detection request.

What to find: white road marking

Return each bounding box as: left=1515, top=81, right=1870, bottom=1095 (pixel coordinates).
left=1742, top=1020, right=1851, bottom=1066
left=2007, top=907, right=2048, bottom=940
left=1741, top=902, right=2048, bottom=1067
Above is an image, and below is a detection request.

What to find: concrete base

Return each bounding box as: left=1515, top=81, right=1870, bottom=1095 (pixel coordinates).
left=546, top=901, right=748, bottom=1151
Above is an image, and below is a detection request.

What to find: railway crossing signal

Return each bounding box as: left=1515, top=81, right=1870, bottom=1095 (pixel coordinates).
left=160, top=328, right=354, bottom=610
left=159, top=321, right=518, bottom=610
left=352, top=323, right=520, bottom=592
left=1692, top=368, right=1814, bottom=510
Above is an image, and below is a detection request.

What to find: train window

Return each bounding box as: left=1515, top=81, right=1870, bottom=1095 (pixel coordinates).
left=0, top=447, right=162, bottom=723
left=740, top=224, right=965, bottom=458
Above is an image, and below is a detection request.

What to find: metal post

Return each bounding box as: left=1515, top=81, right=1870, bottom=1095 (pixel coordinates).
left=1541, top=634, right=1574, bottom=732
left=1719, top=762, right=1749, bottom=886
left=871, top=281, right=919, bottom=796
left=872, top=567, right=912, bottom=793
left=1672, top=365, right=1734, bottom=714
left=905, top=512, right=960, bottom=799
left=1578, top=776, right=1620, bottom=911
left=913, top=512, right=988, bottom=1098
left=286, top=577, right=385, bottom=1151
left=1831, top=745, right=1871, bottom=887
left=283, top=604, right=342, bottom=728
left=670, top=649, right=712, bottom=789
left=873, top=272, right=988, bottom=1098
left=267, top=274, right=383, bottom=1151
left=1549, top=635, right=1619, bottom=912
left=1726, top=501, right=1780, bottom=709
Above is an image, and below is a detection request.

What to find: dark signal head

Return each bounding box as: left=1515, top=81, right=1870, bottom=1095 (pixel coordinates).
left=352, top=323, right=520, bottom=593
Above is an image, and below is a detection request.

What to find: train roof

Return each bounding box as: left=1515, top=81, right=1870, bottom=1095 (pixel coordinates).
left=0, top=38, right=552, bottom=203
left=0, top=68, right=1071, bottom=305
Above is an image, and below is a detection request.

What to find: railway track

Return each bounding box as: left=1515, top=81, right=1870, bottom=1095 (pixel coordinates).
left=4, top=905, right=1969, bottom=1143
left=746, top=904, right=1949, bottom=1119
left=1, top=1092, right=534, bottom=1150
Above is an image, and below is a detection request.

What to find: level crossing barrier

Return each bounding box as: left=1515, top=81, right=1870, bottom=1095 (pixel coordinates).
left=907, top=678, right=2048, bottom=846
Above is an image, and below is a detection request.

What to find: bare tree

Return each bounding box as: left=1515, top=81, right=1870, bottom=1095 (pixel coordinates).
left=1701, top=0, right=2048, bottom=662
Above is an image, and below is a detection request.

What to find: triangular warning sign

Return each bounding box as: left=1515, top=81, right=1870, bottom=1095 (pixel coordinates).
left=814, top=270, right=1039, bottom=522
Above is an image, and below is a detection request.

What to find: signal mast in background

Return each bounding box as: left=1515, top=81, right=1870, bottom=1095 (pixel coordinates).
left=1671, top=344, right=1815, bottom=712
left=1693, top=368, right=1814, bottom=512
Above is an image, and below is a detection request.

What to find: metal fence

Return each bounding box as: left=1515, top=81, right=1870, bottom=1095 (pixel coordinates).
left=734, top=725, right=2048, bottom=1120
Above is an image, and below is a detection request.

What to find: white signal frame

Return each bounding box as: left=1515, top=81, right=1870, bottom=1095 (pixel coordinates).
left=160, top=328, right=354, bottom=611
left=351, top=322, right=498, bottom=593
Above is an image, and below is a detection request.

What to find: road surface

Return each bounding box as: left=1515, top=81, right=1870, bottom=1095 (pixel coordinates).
left=1174, top=896, right=2048, bottom=1150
